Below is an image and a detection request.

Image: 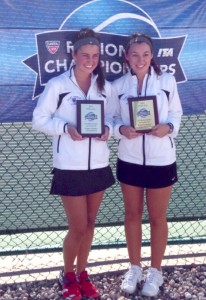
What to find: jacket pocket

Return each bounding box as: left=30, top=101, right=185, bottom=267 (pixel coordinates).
left=57, top=135, right=61, bottom=153
left=169, top=136, right=174, bottom=148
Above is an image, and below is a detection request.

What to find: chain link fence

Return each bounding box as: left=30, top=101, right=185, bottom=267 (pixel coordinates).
left=0, top=114, right=205, bottom=283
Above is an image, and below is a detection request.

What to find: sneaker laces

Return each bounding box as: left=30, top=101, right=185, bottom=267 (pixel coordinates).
left=124, top=268, right=139, bottom=283
left=147, top=269, right=162, bottom=285
left=64, top=278, right=79, bottom=288
left=63, top=274, right=79, bottom=289
left=147, top=271, right=156, bottom=284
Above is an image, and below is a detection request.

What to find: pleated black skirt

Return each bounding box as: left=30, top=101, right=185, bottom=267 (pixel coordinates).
left=50, top=166, right=115, bottom=196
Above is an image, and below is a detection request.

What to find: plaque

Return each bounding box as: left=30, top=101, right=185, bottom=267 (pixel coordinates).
left=128, top=96, right=159, bottom=133
left=77, top=100, right=104, bottom=137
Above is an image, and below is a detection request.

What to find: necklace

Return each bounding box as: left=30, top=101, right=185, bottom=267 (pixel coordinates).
left=138, top=73, right=149, bottom=97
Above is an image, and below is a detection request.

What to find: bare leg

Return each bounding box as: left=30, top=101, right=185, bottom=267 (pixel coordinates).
left=76, top=191, right=104, bottom=274
left=146, top=186, right=172, bottom=270
left=61, top=195, right=88, bottom=273
left=121, top=183, right=144, bottom=266
left=61, top=191, right=104, bottom=274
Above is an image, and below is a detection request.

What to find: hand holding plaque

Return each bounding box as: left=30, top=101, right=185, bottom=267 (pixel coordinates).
left=128, top=96, right=159, bottom=133
left=77, top=100, right=104, bottom=137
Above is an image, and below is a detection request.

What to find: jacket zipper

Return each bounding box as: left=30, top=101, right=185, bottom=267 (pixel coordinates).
left=88, top=138, right=91, bottom=170
left=142, top=135, right=146, bottom=165
left=56, top=74, right=94, bottom=167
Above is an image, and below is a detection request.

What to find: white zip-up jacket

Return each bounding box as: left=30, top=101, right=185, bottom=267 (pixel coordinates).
left=32, top=66, right=116, bottom=170
left=113, top=67, right=183, bottom=166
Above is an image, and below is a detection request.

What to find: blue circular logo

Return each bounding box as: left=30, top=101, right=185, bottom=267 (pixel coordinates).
left=60, top=0, right=160, bottom=37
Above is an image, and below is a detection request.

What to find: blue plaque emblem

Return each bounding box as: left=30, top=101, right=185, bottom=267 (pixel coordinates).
left=85, top=112, right=97, bottom=121
left=137, top=108, right=151, bottom=118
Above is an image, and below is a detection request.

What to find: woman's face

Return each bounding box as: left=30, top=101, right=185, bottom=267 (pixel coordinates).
left=125, top=42, right=153, bottom=78
left=73, top=44, right=100, bottom=75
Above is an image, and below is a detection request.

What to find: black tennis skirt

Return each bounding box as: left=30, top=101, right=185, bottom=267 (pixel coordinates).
left=117, top=159, right=178, bottom=189
left=50, top=166, right=115, bottom=196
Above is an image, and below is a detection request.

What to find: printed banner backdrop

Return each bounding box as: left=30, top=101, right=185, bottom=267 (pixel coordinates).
left=0, top=0, right=205, bottom=122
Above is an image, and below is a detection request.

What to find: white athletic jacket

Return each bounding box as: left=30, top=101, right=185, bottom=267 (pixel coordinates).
left=32, top=66, right=116, bottom=170
left=113, top=67, right=183, bottom=166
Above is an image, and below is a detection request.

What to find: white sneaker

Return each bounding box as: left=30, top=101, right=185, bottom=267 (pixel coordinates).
left=121, top=265, right=142, bottom=294
left=142, top=267, right=163, bottom=297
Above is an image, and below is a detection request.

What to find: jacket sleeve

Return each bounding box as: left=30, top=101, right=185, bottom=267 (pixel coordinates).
left=104, top=81, right=119, bottom=138
left=32, top=78, right=68, bottom=136
left=112, top=80, right=125, bottom=140
left=166, top=75, right=183, bottom=138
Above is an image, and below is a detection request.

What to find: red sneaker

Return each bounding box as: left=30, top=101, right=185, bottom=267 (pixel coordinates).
left=78, top=270, right=100, bottom=298
left=59, top=271, right=82, bottom=300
